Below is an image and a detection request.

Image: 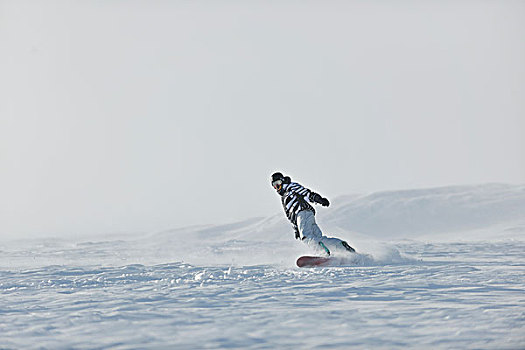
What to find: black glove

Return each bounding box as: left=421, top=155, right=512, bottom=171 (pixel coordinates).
left=311, top=192, right=330, bottom=207
left=319, top=197, right=330, bottom=207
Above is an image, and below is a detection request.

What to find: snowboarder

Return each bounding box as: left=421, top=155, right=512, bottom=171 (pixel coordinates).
left=271, top=172, right=355, bottom=256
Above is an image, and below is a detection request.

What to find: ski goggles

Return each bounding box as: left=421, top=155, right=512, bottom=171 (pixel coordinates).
left=272, top=179, right=283, bottom=190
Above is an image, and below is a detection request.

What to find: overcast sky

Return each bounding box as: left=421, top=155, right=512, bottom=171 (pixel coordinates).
left=1, top=0, right=524, bottom=239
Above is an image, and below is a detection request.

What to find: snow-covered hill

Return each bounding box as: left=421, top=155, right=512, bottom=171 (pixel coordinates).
left=326, top=183, right=525, bottom=239
left=137, top=183, right=525, bottom=266
left=141, top=184, right=525, bottom=262
left=155, top=183, right=525, bottom=243
left=2, top=184, right=522, bottom=269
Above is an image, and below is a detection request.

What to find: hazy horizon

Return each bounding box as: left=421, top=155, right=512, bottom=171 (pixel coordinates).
left=1, top=0, right=524, bottom=239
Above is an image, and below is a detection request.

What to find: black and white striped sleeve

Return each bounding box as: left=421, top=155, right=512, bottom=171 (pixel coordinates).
left=289, top=183, right=311, bottom=198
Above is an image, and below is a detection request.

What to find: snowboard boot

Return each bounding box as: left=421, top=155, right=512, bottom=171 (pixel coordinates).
left=318, top=242, right=331, bottom=256
left=341, top=241, right=355, bottom=253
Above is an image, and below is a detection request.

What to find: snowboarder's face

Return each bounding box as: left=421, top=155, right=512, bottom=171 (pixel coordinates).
left=272, top=179, right=283, bottom=192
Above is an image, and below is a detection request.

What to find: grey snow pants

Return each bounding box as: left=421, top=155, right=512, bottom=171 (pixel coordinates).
left=296, top=210, right=346, bottom=255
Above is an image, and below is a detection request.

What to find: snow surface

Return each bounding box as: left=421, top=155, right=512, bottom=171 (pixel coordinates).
left=1, top=184, right=524, bottom=349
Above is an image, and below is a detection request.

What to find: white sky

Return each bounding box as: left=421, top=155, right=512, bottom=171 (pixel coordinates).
left=1, top=0, right=524, bottom=239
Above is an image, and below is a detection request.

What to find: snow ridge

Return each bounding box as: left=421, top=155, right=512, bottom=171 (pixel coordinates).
left=135, top=183, right=524, bottom=267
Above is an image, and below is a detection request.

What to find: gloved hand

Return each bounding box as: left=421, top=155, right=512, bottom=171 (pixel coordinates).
left=320, top=197, right=330, bottom=207
left=311, top=192, right=330, bottom=207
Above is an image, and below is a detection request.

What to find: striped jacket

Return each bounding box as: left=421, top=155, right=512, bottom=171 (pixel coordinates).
left=280, top=182, right=323, bottom=237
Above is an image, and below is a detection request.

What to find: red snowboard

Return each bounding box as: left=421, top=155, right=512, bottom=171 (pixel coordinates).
left=296, top=256, right=332, bottom=268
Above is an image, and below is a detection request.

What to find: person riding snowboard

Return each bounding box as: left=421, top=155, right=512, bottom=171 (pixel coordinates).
left=271, top=172, right=355, bottom=256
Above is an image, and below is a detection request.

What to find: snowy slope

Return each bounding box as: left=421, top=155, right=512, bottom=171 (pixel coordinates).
left=135, top=183, right=525, bottom=266
left=153, top=183, right=525, bottom=243
left=3, top=184, right=522, bottom=268
left=1, top=184, right=524, bottom=349
left=325, top=183, right=525, bottom=239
